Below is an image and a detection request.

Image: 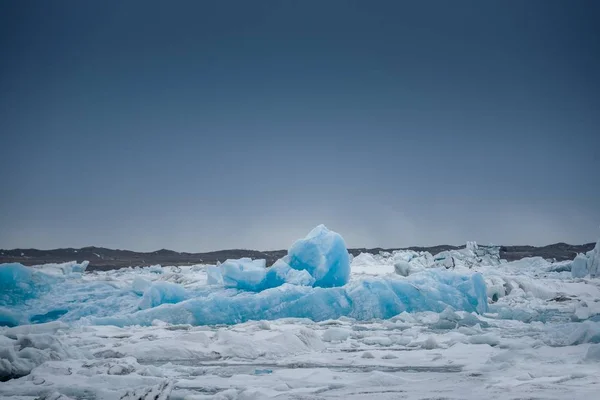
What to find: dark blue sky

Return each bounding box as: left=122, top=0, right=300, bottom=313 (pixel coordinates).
left=1, top=1, right=599, bottom=251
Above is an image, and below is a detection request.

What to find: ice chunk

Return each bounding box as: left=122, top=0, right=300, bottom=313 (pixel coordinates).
left=208, top=257, right=314, bottom=292
left=588, top=238, right=600, bottom=278
left=69, top=260, right=89, bottom=273
left=0, top=323, right=80, bottom=381
left=572, top=254, right=589, bottom=278
left=468, top=333, right=500, bottom=346
left=352, top=253, right=379, bottom=267
left=0, top=263, right=59, bottom=306
left=206, top=265, right=224, bottom=285
left=394, top=260, right=411, bottom=277
left=287, top=224, right=350, bottom=287
left=131, top=276, right=151, bottom=295
left=220, top=258, right=269, bottom=290
left=147, top=264, right=163, bottom=273
left=322, top=327, right=352, bottom=342
left=0, top=307, right=22, bottom=327
left=138, top=282, right=187, bottom=310
left=27, top=261, right=89, bottom=276
left=584, top=344, right=600, bottom=362
left=433, top=242, right=501, bottom=269
left=265, top=259, right=315, bottom=287
left=485, top=276, right=506, bottom=302
left=406, top=252, right=435, bottom=270
left=570, top=238, right=599, bottom=278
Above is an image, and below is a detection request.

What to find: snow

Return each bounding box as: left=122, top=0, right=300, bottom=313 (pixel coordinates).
left=1, top=228, right=600, bottom=399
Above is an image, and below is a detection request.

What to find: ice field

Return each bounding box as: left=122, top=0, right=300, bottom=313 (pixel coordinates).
left=1, top=225, right=600, bottom=399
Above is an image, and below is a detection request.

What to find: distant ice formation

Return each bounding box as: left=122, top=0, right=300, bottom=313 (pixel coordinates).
left=571, top=238, right=600, bottom=278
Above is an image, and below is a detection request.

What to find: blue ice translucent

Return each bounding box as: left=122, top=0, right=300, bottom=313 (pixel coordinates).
left=207, top=225, right=347, bottom=291
left=138, top=282, right=188, bottom=309
left=0, top=262, right=141, bottom=326
left=0, top=306, right=22, bottom=327
left=93, top=270, right=488, bottom=327
left=0, top=263, right=59, bottom=306
left=287, top=224, right=350, bottom=287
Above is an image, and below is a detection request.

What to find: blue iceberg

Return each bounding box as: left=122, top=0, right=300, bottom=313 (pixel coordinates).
left=0, top=263, right=59, bottom=306
left=0, top=225, right=488, bottom=327
left=207, top=224, right=348, bottom=291
left=287, top=224, right=350, bottom=287
left=93, top=270, right=488, bottom=326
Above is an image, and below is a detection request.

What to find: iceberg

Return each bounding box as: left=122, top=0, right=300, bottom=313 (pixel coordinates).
left=0, top=263, right=59, bottom=307
left=571, top=254, right=589, bottom=278
left=0, top=225, right=488, bottom=327
left=571, top=238, right=599, bottom=278
left=93, top=270, right=488, bottom=327
left=287, top=224, right=350, bottom=287
left=206, top=224, right=347, bottom=291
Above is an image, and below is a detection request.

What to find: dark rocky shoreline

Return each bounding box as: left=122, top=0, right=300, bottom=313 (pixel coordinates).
left=0, top=242, right=595, bottom=272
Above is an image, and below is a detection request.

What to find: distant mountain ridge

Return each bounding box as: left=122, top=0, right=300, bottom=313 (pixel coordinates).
left=0, top=242, right=595, bottom=271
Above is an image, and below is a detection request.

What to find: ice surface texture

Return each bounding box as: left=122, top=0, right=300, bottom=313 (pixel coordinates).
left=0, top=261, right=141, bottom=326
left=207, top=258, right=314, bottom=291
left=93, top=269, right=487, bottom=327
left=0, top=263, right=58, bottom=307
left=138, top=282, right=187, bottom=310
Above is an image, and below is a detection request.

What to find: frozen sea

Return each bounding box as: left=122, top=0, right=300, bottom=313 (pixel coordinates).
left=1, top=227, right=599, bottom=400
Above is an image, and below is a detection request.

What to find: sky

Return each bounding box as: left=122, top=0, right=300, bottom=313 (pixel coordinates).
left=1, top=1, right=599, bottom=252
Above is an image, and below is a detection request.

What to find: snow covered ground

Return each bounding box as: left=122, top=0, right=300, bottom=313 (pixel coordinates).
left=1, top=227, right=600, bottom=399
